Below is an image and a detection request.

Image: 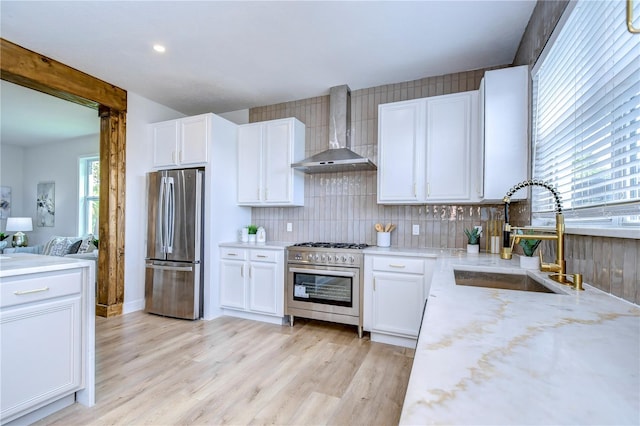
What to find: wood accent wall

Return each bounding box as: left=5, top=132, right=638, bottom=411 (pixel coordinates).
left=1, top=38, right=127, bottom=317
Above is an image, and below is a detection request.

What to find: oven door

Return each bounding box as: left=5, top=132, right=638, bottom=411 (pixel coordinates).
left=287, top=265, right=360, bottom=318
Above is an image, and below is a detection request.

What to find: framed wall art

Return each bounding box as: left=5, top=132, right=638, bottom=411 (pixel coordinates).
left=0, top=186, right=10, bottom=219
left=36, top=181, right=55, bottom=227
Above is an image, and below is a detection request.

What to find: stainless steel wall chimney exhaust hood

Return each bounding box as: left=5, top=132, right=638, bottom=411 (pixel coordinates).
left=292, top=85, right=377, bottom=174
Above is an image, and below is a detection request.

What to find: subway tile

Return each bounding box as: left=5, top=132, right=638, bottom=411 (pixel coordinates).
left=247, top=70, right=638, bottom=306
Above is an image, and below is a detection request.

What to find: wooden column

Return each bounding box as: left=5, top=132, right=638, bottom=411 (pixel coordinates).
left=96, top=107, right=126, bottom=317
left=1, top=38, right=127, bottom=317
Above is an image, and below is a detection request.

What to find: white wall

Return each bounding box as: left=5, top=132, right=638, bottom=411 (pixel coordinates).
left=0, top=136, right=99, bottom=244
left=0, top=144, right=25, bottom=233
left=218, top=109, right=249, bottom=125
left=123, top=92, right=186, bottom=314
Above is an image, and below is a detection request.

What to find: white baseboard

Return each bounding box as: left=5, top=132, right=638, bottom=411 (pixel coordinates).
left=122, top=298, right=144, bottom=315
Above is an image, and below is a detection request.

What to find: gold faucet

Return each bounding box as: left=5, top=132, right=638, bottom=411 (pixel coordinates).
left=500, top=180, right=584, bottom=290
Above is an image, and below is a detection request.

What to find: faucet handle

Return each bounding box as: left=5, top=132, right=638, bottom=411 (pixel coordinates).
left=549, top=272, right=584, bottom=291
left=572, top=273, right=584, bottom=291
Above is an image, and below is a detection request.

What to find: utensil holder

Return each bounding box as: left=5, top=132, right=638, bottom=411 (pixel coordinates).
left=377, top=232, right=391, bottom=247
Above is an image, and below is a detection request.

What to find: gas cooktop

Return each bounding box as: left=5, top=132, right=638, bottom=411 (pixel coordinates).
left=290, top=242, right=371, bottom=250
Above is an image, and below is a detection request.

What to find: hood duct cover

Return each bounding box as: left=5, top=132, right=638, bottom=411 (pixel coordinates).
left=292, top=85, right=377, bottom=174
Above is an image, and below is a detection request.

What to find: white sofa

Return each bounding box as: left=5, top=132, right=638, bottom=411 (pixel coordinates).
left=4, top=235, right=96, bottom=257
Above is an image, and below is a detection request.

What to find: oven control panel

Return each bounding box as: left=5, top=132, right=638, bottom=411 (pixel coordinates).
left=288, top=250, right=361, bottom=266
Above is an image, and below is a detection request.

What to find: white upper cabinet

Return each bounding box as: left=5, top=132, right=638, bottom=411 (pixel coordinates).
left=377, top=99, right=425, bottom=202
left=151, top=113, right=210, bottom=168
left=425, top=91, right=480, bottom=202
left=237, top=124, right=263, bottom=204
left=377, top=91, right=479, bottom=204
left=481, top=65, right=529, bottom=201
left=237, top=117, right=305, bottom=207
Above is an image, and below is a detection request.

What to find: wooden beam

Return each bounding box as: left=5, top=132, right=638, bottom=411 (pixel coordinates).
left=96, top=107, right=126, bottom=317
left=0, top=38, right=127, bottom=111
left=1, top=38, right=127, bottom=318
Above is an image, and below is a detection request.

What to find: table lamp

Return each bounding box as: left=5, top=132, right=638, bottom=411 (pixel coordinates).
left=6, top=217, right=33, bottom=247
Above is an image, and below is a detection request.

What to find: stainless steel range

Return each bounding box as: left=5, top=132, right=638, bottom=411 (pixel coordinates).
left=286, top=242, right=370, bottom=337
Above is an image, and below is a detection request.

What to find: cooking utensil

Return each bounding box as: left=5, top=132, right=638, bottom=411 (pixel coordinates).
left=375, top=223, right=384, bottom=232
left=388, top=224, right=396, bottom=232
left=385, top=223, right=392, bottom=232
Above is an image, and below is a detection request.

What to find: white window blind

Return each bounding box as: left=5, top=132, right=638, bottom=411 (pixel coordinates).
left=532, top=0, right=640, bottom=227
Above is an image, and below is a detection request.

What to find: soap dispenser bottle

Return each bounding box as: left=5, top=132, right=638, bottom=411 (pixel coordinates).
left=257, top=226, right=266, bottom=244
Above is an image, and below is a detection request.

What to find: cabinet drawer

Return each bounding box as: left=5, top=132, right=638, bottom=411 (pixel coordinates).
left=250, top=250, right=278, bottom=263
left=372, top=257, right=425, bottom=274
left=1, top=269, right=83, bottom=308
left=220, top=248, right=247, bottom=260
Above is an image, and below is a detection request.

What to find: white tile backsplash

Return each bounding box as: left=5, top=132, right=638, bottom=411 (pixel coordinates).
left=248, top=68, right=639, bottom=306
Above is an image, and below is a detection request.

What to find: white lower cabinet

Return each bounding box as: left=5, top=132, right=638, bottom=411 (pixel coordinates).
left=1, top=269, right=85, bottom=424
left=219, top=246, right=285, bottom=324
left=219, top=251, right=247, bottom=310
left=364, top=254, right=435, bottom=348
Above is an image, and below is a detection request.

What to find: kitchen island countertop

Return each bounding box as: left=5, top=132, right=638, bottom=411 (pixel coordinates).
left=0, top=252, right=95, bottom=277
left=400, top=252, right=640, bottom=425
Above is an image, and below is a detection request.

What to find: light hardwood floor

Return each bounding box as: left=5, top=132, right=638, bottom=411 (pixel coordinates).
left=35, top=312, right=414, bottom=425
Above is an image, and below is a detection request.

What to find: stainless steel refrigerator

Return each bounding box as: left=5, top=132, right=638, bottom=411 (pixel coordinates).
left=145, top=168, right=204, bottom=319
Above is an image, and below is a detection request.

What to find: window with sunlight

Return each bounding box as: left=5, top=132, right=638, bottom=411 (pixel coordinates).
left=531, top=0, right=639, bottom=228
left=79, top=156, right=99, bottom=237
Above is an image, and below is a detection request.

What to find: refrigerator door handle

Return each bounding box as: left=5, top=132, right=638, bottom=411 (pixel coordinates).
left=146, top=263, right=193, bottom=272
left=166, top=176, right=175, bottom=254
left=159, top=176, right=167, bottom=253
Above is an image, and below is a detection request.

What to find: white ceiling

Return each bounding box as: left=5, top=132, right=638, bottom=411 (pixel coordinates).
left=0, top=0, right=536, bottom=145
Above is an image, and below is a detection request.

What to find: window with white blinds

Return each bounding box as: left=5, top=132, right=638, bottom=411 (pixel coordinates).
left=531, top=0, right=640, bottom=228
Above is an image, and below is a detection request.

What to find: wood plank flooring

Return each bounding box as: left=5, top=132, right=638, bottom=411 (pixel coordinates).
left=35, top=312, right=414, bottom=425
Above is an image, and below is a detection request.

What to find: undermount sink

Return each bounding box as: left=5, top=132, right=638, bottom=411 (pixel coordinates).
left=454, top=269, right=558, bottom=294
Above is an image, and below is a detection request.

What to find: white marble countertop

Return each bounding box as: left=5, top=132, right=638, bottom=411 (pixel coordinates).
left=400, top=253, right=640, bottom=425
left=219, top=241, right=292, bottom=250
left=363, top=246, right=460, bottom=258
left=0, top=253, right=95, bottom=277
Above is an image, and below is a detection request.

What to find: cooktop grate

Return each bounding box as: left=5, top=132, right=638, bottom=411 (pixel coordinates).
left=291, top=242, right=371, bottom=250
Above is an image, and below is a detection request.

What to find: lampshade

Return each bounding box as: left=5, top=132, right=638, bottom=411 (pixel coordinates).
left=6, top=217, right=33, bottom=232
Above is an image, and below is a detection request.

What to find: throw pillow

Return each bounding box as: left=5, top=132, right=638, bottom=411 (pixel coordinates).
left=77, top=234, right=95, bottom=254
left=67, top=239, right=82, bottom=254
left=43, top=236, right=77, bottom=256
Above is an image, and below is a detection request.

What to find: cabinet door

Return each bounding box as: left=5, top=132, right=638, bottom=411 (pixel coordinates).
left=237, top=124, right=264, bottom=204
left=1, top=296, right=82, bottom=421
left=248, top=262, right=278, bottom=315
left=371, top=272, right=424, bottom=337
left=152, top=120, right=179, bottom=168
left=377, top=100, right=425, bottom=203
left=425, top=92, right=476, bottom=201
left=483, top=66, right=528, bottom=201
left=219, top=260, right=247, bottom=309
left=180, top=115, right=209, bottom=165
left=263, top=121, right=292, bottom=204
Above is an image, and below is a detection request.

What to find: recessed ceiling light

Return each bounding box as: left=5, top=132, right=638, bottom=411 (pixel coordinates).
left=153, top=44, right=166, bottom=53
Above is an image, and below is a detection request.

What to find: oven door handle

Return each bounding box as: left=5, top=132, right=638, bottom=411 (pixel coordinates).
left=288, top=267, right=356, bottom=278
